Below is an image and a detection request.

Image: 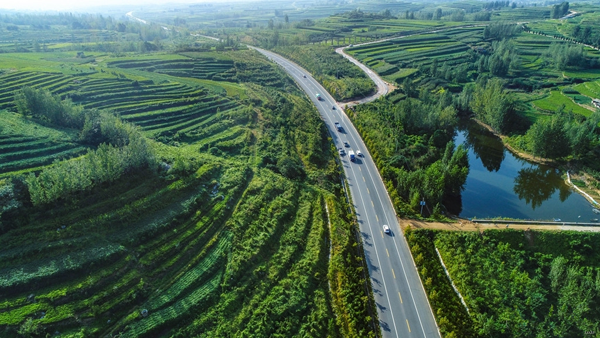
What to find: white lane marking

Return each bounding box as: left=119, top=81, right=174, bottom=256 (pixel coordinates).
left=317, top=58, right=433, bottom=336
left=262, top=48, right=406, bottom=338
left=359, top=148, right=431, bottom=337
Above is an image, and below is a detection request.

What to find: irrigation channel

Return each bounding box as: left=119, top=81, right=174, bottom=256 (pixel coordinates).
left=452, top=120, right=600, bottom=223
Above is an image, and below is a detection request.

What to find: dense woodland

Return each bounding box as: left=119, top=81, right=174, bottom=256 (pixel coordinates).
left=408, top=229, right=600, bottom=338
left=350, top=93, right=469, bottom=217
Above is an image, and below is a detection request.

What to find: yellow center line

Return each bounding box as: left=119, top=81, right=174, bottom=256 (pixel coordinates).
left=398, top=292, right=403, bottom=304
left=371, top=200, right=374, bottom=207
left=386, top=248, right=389, bottom=257
left=392, top=269, right=396, bottom=279
left=376, top=215, right=379, bottom=221
left=381, top=231, right=383, bottom=238
left=359, top=167, right=362, bottom=171
left=406, top=320, right=411, bottom=332
left=367, top=188, right=370, bottom=194
left=363, top=176, right=365, bottom=182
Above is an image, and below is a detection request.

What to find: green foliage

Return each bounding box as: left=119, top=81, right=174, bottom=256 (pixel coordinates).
left=17, top=317, right=42, bottom=338
left=525, top=111, right=599, bottom=159
left=327, top=196, right=377, bottom=338
left=544, top=42, right=587, bottom=70
left=551, top=2, right=569, bottom=19
left=15, top=86, right=84, bottom=129
left=470, top=78, right=517, bottom=134
left=432, top=229, right=600, bottom=338
left=273, top=45, right=375, bottom=101
left=26, top=136, right=154, bottom=206
left=405, top=228, right=475, bottom=337
left=350, top=95, right=467, bottom=216
left=0, top=46, right=374, bottom=338
left=489, top=39, right=520, bottom=77
left=483, top=22, right=521, bottom=41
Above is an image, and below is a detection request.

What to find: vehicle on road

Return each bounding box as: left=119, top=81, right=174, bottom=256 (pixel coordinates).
left=334, top=122, right=343, bottom=132
left=303, top=75, right=306, bottom=78
left=338, top=148, right=345, bottom=156
left=356, top=150, right=363, bottom=157
left=349, top=150, right=355, bottom=162
left=316, top=93, right=322, bottom=100
left=383, top=224, right=390, bottom=234
left=332, top=106, right=336, bottom=110
left=343, top=141, right=350, bottom=148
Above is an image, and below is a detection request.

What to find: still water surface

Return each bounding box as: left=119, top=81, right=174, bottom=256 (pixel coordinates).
left=455, top=120, right=599, bottom=222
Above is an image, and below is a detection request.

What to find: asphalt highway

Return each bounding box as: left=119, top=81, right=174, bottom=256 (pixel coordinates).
left=253, top=47, right=440, bottom=338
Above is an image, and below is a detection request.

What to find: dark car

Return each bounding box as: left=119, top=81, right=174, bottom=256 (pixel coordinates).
left=344, top=141, right=350, bottom=148
left=303, top=75, right=307, bottom=78
left=332, top=106, right=336, bottom=110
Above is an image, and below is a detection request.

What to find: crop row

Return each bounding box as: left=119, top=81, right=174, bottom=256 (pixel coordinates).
left=130, top=100, right=234, bottom=128
left=146, top=105, right=239, bottom=136
left=145, top=232, right=231, bottom=311
left=0, top=143, right=87, bottom=175
left=0, top=243, right=125, bottom=289
left=121, top=269, right=222, bottom=338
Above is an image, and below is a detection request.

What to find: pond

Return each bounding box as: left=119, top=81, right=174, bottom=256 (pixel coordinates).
left=454, top=120, right=599, bottom=222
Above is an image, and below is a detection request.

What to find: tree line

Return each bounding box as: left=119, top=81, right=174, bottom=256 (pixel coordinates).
left=14, top=87, right=155, bottom=206
left=351, top=93, right=469, bottom=217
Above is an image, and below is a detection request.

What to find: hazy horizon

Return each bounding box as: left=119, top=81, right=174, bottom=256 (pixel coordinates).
left=0, top=0, right=236, bottom=11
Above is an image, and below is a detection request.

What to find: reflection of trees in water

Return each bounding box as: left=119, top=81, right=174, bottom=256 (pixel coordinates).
left=513, top=166, right=571, bottom=209
left=443, top=192, right=462, bottom=216
left=461, top=122, right=505, bottom=172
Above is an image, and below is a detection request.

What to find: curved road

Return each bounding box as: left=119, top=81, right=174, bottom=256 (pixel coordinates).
left=253, top=47, right=440, bottom=338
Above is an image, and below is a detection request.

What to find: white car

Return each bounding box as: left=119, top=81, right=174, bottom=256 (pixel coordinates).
left=356, top=150, right=363, bottom=157
left=383, top=224, right=390, bottom=234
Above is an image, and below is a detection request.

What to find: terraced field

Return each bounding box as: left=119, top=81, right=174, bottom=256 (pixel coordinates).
left=0, top=46, right=374, bottom=337
left=0, top=111, right=87, bottom=176
left=0, top=163, right=247, bottom=335
left=346, top=27, right=483, bottom=81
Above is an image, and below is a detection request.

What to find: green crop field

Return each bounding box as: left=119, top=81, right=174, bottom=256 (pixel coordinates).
left=533, top=90, right=596, bottom=116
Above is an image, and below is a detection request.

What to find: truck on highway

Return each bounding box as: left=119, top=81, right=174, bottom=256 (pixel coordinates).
left=334, top=122, right=342, bottom=132
left=349, top=150, right=355, bottom=162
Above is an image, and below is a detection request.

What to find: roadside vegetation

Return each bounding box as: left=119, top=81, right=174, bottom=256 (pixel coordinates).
left=273, top=45, right=375, bottom=101
left=407, top=228, right=600, bottom=337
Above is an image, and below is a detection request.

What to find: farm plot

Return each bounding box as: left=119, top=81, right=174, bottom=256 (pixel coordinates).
left=0, top=111, right=86, bottom=175
left=0, top=163, right=249, bottom=333
left=532, top=90, right=596, bottom=116
left=347, top=29, right=480, bottom=82
left=0, top=68, right=241, bottom=144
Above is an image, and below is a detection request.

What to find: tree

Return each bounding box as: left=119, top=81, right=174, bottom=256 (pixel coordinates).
left=284, top=14, right=289, bottom=23
left=525, top=115, right=570, bottom=158
left=434, top=8, right=443, bottom=20
left=470, top=78, right=516, bottom=133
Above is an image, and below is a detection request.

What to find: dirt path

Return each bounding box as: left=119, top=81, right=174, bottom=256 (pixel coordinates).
left=401, top=218, right=600, bottom=232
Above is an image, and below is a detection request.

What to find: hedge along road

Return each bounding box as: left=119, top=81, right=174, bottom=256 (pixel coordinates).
left=252, top=46, right=441, bottom=338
